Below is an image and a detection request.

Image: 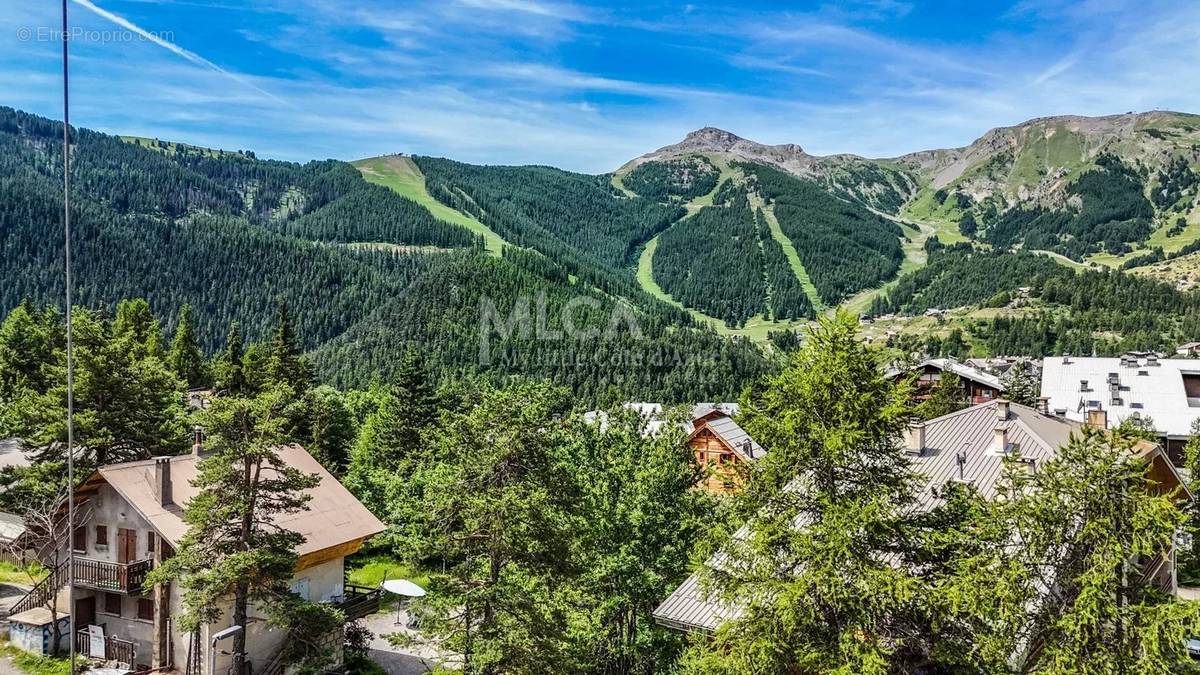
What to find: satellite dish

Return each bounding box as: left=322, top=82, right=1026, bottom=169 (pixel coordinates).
left=381, top=579, right=427, bottom=597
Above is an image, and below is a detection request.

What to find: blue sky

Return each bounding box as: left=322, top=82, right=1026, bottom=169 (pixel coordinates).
left=4, top=0, right=1199, bottom=172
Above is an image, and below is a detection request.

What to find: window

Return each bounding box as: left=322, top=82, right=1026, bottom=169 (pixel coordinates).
left=95, top=525, right=108, bottom=549
left=103, top=592, right=122, bottom=616
left=136, top=598, right=154, bottom=621
left=73, top=526, right=86, bottom=552
left=146, top=532, right=155, bottom=555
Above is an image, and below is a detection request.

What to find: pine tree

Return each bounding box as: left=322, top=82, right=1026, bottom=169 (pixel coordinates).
left=1001, top=360, right=1039, bottom=406
left=146, top=386, right=328, bottom=674
left=214, top=322, right=248, bottom=395
left=266, top=299, right=311, bottom=392
left=168, top=304, right=207, bottom=387
left=113, top=298, right=164, bottom=359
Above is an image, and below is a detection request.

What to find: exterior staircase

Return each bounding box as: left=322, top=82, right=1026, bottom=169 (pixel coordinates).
left=8, top=559, right=68, bottom=616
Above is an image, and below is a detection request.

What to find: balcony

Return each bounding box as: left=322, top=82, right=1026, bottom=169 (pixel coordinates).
left=73, top=557, right=153, bottom=594
left=335, top=584, right=382, bottom=621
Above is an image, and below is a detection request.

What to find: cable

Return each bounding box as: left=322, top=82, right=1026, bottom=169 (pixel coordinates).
left=61, top=0, right=76, bottom=673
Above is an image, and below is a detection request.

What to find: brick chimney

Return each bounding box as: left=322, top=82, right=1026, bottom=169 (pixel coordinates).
left=192, top=426, right=203, bottom=456
left=153, top=457, right=172, bottom=506
left=1087, top=409, right=1108, bottom=429
left=1036, top=396, right=1050, bottom=415
left=904, top=421, right=926, bottom=456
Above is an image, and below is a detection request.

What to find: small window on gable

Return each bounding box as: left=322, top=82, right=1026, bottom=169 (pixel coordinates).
left=104, top=592, right=121, bottom=616
left=136, top=598, right=154, bottom=621
left=95, top=525, right=108, bottom=549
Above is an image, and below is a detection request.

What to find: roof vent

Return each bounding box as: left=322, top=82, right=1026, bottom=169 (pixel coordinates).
left=955, top=446, right=968, bottom=481
left=1146, top=354, right=1160, bottom=367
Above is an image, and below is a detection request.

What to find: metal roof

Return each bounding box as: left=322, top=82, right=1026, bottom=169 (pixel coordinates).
left=653, top=401, right=1087, bottom=633
left=697, top=416, right=766, bottom=461
left=885, top=358, right=1006, bottom=392
left=1040, top=355, right=1200, bottom=437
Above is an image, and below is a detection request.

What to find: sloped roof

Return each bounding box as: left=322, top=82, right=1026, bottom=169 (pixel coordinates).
left=909, top=401, right=1078, bottom=505
left=95, top=444, right=384, bottom=556
left=1041, top=355, right=1200, bottom=437
left=886, top=358, right=1006, bottom=392
left=653, top=400, right=1182, bottom=633
left=692, top=416, right=766, bottom=461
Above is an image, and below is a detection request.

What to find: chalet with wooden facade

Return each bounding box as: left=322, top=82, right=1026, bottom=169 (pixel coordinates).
left=6, top=441, right=385, bottom=674
left=686, top=406, right=765, bottom=494
left=886, top=358, right=1006, bottom=405
left=654, top=400, right=1190, bottom=634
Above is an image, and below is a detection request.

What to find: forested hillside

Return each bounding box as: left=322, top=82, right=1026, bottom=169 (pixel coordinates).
left=623, top=156, right=720, bottom=202
left=737, top=162, right=904, bottom=304
left=0, top=106, right=772, bottom=399
left=652, top=197, right=764, bottom=327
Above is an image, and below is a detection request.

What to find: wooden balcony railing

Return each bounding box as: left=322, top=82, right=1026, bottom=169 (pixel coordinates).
left=73, top=557, right=153, bottom=594
left=336, top=584, right=382, bottom=621
left=75, top=629, right=135, bottom=668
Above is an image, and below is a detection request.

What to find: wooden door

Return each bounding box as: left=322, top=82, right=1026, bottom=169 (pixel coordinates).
left=116, top=529, right=136, bottom=564
left=76, top=596, right=96, bottom=628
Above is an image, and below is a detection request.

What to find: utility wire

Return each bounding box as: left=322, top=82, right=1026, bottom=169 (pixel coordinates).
left=61, top=0, right=76, bottom=673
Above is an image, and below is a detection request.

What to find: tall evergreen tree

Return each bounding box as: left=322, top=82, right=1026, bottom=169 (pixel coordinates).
left=414, top=380, right=579, bottom=674
left=147, top=386, right=324, bottom=674
left=266, top=299, right=311, bottom=392
left=113, top=298, right=164, bottom=359
left=345, top=349, right=436, bottom=515
left=214, top=322, right=248, bottom=395
left=168, top=304, right=207, bottom=387
left=683, top=311, right=918, bottom=674
left=936, top=427, right=1200, bottom=672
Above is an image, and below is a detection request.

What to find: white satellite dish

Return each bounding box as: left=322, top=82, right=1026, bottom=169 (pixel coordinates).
left=381, top=578, right=427, bottom=598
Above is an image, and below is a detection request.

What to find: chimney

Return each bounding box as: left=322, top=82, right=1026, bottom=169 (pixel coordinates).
left=995, top=399, right=1010, bottom=421
left=153, top=457, right=172, bottom=506
left=1036, top=396, right=1050, bottom=415
left=993, top=425, right=1009, bottom=454
left=955, top=446, right=969, bottom=481
left=192, top=426, right=203, bottom=456
left=904, top=422, right=927, bottom=456
left=1146, top=354, right=1160, bottom=367
left=1087, top=409, right=1108, bottom=429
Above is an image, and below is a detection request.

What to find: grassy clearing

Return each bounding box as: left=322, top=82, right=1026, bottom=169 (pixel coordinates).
left=1089, top=204, right=1200, bottom=268
left=353, top=155, right=507, bottom=256
left=752, top=197, right=825, bottom=312
left=0, top=645, right=83, bottom=675
left=347, top=554, right=432, bottom=591
left=0, top=561, right=45, bottom=585
left=119, top=135, right=240, bottom=158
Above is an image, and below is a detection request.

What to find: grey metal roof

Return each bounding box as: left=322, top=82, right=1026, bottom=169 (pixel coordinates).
left=886, top=358, right=1007, bottom=392
left=701, top=415, right=767, bottom=461
left=653, top=401, right=1082, bottom=633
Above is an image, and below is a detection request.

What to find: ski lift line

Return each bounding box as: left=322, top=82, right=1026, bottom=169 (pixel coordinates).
left=60, top=0, right=77, bottom=672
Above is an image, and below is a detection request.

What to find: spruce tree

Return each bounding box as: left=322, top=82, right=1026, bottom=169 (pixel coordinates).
left=266, top=299, right=311, bottom=392
left=214, top=322, right=248, bottom=395
left=168, top=304, right=207, bottom=387
left=683, top=311, right=918, bottom=674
